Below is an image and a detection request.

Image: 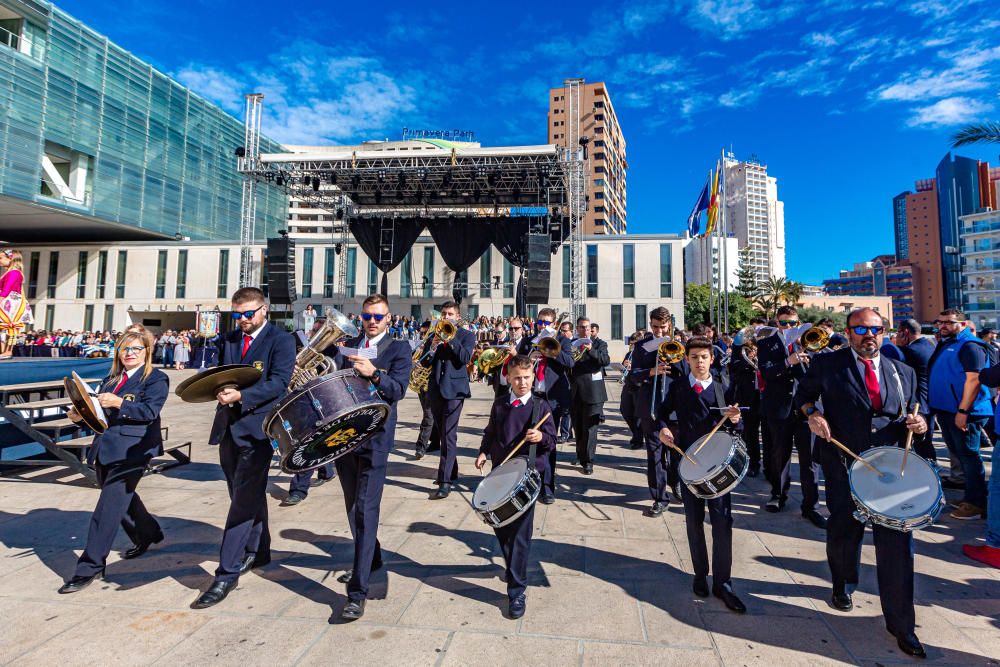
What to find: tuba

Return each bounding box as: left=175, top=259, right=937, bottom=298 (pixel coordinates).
left=289, top=307, right=357, bottom=390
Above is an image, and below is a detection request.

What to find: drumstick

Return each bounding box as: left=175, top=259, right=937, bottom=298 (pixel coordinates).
left=665, top=439, right=698, bottom=466
left=901, top=402, right=920, bottom=477
left=692, top=414, right=731, bottom=456
left=827, top=436, right=884, bottom=477
left=499, top=413, right=552, bottom=467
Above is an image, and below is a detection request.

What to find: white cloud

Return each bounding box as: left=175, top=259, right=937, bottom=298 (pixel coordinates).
left=876, top=68, right=990, bottom=101
left=175, top=66, right=246, bottom=114
left=906, top=96, right=993, bottom=127
left=690, top=0, right=802, bottom=38
left=804, top=32, right=839, bottom=47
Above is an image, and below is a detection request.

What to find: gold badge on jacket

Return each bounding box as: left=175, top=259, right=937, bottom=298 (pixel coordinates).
left=122, top=394, right=136, bottom=402
left=253, top=361, right=264, bottom=371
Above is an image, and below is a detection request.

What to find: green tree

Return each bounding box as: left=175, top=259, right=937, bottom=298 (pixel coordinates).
left=753, top=276, right=787, bottom=319
left=952, top=122, right=1000, bottom=147
left=798, top=306, right=846, bottom=330
left=726, top=293, right=755, bottom=331
left=784, top=280, right=805, bottom=305
left=685, top=283, right=711, bottom=328
left=735, top=246, right=759, bottom=300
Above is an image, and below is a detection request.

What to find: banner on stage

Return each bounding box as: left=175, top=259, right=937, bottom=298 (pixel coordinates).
left=197, top=310, right=220, bottom=337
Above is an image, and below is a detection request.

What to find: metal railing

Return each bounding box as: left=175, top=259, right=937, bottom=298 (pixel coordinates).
left=0, top=25, right=20, bottom=51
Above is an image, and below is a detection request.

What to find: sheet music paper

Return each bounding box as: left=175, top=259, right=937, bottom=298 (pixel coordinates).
left=342, top=345, right=378, bottom=359
left=532, top=327, right=556, bottom=344
left=641, top=336, right=672, bottom=352
left=572, top=337, right=592, bottom=350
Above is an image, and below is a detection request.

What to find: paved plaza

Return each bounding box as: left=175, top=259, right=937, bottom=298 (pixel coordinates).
left=0, top=372, right=998, bottom=666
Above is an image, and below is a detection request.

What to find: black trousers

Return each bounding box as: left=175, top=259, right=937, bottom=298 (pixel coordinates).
left=75, top=458, right=161, bottom=577
left=743, top=403, right=763, bottom=470
left=640, top=412, right=673, bottom=503
left=572, top=401, right=603, bottom=465
left=416, top=390, right=435, bottom=450
left=494, top=503, right=535, bottom=601
left=821, top=455, right=915, bottom=636
left=680, top=483, right=732, bottom=587
left=912, top=414, right=937, bottom=462
left=620, top=385, right=643, bottom=446
left=765, top=415, right=819, bottom=510
left=216, top=432, right=272, bottom=583
left=336, top=445, right=389, bottom=602
left=288, top=462, right=335, bottom=496
left=543, top=404, right=569, bottom=496
left=431, top=394, right=464, bottom=484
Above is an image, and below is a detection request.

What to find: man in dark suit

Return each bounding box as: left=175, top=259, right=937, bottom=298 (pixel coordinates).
left=487, top=317, right=526, bottom=400
left=422, top=301, right=476, bottom=499
left=619, top=331, right=645, bottom=450
left=728, top=325, right=763, bottom=477
left=795, top=307, right=929, bottom=658
left=327, top=293, right=412, bottom=621
left=894, top=318, right=937, bottom=463
left=517, top=307, right=574, bottom=504
left=757, top=306, right=824, bottom=527
left=413, top=320, right=438, bottom=459
left=193, top=287, right=296, bottom=609
left=570, top=316, right=610, bottom=474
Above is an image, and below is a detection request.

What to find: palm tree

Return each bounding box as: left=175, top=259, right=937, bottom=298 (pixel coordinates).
left=952, top=122, right=1000, bottom=148
left=784, top=280, right=804, bottom=306
left=754, top=276, right=789, bottom=319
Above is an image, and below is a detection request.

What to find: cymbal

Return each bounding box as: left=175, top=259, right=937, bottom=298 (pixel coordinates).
left=174, top=364, right=263, bottom=403
left=63, top=375, right=107, bottom=434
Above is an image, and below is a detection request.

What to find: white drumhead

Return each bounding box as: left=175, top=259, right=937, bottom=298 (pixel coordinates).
left=473, top=457, right=529, bottom=510
left=679, top=433, right=735, bottom=479
left=851, top=446, right=939, bottom=518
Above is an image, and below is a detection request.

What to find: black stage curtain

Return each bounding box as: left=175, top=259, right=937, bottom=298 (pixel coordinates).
left=492, top=218, right=531, bottom=268
left=427, top=218, right=496, bottom=273
left=350, top=218, right=426, bottom=295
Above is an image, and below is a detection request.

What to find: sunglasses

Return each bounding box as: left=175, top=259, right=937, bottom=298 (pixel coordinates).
left=851, top=326, right=885, bottom=336
left=361, top=313, right=386, bottom=322
left=231, top=305, right=264, bottom=320
left=932, top=319, right=961, bottom=325
left=510, top=326, right=523, bottom=330
left=778, top=320, right=799, bottom=326
left=536, top=320, right=553, bottom=327
left=121, top=345, right=146, bottom=354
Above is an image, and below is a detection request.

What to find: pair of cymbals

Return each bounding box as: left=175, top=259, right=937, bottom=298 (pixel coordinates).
left=174, top=364, right=263, bottom=403
left=63, top=375, right=107, bottom=434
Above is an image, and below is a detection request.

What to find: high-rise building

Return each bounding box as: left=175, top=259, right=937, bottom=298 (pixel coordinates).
left=548, top=80, right=627, bottom=235
left=905, top=179, right=944, bottom=322
left=961, top=209, right=1000, bottom=329
left=937, top=153, right=986, bottom=309
left=893, top=191, right=911, bottom=260
left=823, top=255, right=917, bottom=323
left=723, top=155, right=786, bottom=282
left=682, top=233, right=739, bottom=292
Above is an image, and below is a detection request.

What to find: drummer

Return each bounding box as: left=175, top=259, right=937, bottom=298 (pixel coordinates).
left=475, top=354, right=556, bottom=620
left=656, top=336, right=745, bottom=613
left=795, top=307, right=928, bottom=658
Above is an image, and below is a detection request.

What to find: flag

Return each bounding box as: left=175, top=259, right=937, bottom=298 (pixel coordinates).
left=705, top=164, right=721, bottom=236
left=686, top=178, right=710, bottom=237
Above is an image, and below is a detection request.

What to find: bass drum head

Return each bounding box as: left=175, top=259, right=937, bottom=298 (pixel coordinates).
left=473, top=457, right=530, bottom=512
left=280, top=403, right=390, bottom=473
left=679, top=432, right=735, bottom=483
left=851, top=446, right=941, bottom=520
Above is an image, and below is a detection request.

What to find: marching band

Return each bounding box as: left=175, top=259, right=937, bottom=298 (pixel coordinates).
left=56, top=290, right=961, bottom=658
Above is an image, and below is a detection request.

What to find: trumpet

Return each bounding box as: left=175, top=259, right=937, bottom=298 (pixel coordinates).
left=650, top=337, right=684, bottom=418
left=534, top=335, right=561, bottom=358
left=289, top=307, right=357, bottom=390
left=475, top=346, right=511, bottom=375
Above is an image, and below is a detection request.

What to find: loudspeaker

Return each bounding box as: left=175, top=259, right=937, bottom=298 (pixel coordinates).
left=266, top=237, right=297, bottom=305
left=523, top=233, right=551, bottom=304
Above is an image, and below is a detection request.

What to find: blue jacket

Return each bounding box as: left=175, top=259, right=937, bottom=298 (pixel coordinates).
left=424, top=326, right=476, bottom=400
left=87, top=368, right=169, bottom=465
left=210, top=322, right=297, bottom=445
left=928, top=328, right=992, bottom=416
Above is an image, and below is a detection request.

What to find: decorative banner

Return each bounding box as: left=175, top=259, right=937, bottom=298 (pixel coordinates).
left=197, top=310, right=220, bottom=337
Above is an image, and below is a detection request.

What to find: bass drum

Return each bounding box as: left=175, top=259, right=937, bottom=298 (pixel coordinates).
left=265, top=369, right=389, bottom=474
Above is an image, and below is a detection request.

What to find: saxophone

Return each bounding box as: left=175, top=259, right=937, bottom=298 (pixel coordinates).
left=408, top=319, right=460, bottom=392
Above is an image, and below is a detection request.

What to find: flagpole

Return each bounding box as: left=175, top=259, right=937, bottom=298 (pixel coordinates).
left=706, top=169, right=714, bottom=327
left=721, top=150, right=730, bottom=332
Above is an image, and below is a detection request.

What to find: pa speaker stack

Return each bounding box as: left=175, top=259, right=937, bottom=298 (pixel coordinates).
left=523, top=233, right=551, bottom=304
left=266, top=237, right=297, bottom=304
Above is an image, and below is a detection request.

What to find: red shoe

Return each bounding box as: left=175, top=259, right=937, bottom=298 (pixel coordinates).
left=963, top=544, right=1000, bottom=569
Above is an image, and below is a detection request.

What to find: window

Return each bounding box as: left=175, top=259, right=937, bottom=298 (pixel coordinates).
left=623, top=244, right=635, bottom=298
left=345, top=248, right=357, bottom=299
left=27, top=251, right=39, bottom=299
left=103, top=304, right=114, bottom=332
left=611, top=305, right=622, bottom=341
left=44, top=304, right=54, bottom=330
left=96, top=251, right=108, bottom=299
left=636, top=305, right=647, bottom=332
left=562, top=245, right=571, bottom=298
left=154, top=251, right=168, bottom=299
left=410, top=304, right=422, bottom=319
left=586, top=244, right=598, bottom=298
left=503, top=258, right=514, bottom=298
left=324, top=249, right=336, bottom=298
left=455, top=270, right=468, bottom=299
left=47, top=252, right=59, bottom=298
left=217, top=249, right=230, bottom=299
left=83, top=304, right=94, bottom=331
left=503, top=304, right=514, bottom=318
left=367, top=259, right=378, bottom=296
left=422, top=247, right=435, bottom=298
left=76, top=252, right=88, bottom=298
left=115, top=251, right=127, bottom=298
left=466, top=304, right=479, bottom=320
left=301, top=248, right=314, bottom=299
left=479, top=250, right=491, bottom=298
left=400, top=252, right=413, bottom=298
left=660, top=244, right=673, bottom=298
left=175, top=250, right=188, bottom=298
left=527, top=304, right=538, bottom=320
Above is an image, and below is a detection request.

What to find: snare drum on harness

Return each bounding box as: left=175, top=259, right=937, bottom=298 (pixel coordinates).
left=849, top=446, right=944, bottom=532
left=472, top=457, right=541, bottom=528
left=678, top=431, right=750, bottom=499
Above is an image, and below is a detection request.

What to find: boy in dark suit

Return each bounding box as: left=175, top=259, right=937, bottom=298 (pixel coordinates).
left=657, top=337, right=746, bottom=613
left=475, top=354, right=556, bottom=619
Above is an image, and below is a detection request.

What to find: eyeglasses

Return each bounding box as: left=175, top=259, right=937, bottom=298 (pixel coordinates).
left=932, top=319, right=961, bottom=326
left=510, top=326, right=522, bottom=331
left=361, top=313, right=386, bottom=322
left=231, top=305, right=264, bottom=320
left=121, top=346, right=146, bottom=354
left=851, top=326, right=885, bottom=336
left=536, top=320, right=553, bottom=327
left=777, top=320, right=799, bottom=327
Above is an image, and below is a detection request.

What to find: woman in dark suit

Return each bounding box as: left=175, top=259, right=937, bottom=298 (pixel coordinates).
left=59, top=329, right=169, bottom=593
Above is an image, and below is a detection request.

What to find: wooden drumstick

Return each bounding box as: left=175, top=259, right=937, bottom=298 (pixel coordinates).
left=665, top=438, right=698, bottom=466
left=692, top=414, right=731, bottom=456
left=499, top=412, right=552, bottom=467
left=901, top=402, right=920, bottom=477
left=827, top=436, right=884, bottom=477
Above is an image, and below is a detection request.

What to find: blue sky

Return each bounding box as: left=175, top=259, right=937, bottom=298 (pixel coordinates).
left=59, top=0, right=1000, bottom=284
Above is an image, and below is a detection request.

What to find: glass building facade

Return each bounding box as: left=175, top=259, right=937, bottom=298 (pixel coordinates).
left=0, top=0, right=284, bottom=241
left=936, top=153, right=983, bottom=310
left=892, top=191, right=910, bottom=261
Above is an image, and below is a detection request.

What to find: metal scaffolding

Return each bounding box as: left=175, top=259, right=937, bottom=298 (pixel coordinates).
left=563, top=78, right=586, bottom=319
left=237, top=93, right=264, bottom=287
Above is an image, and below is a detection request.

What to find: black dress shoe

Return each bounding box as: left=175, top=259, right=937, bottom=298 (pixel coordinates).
left=713, top=583, right=747, bottom=613
left=671, top=482, right=683, bottom=502
left=629, top=442, right=644, bottom=450
left=434, top=484, right=451, bottom=499
left=893, top=631, right=926, bottom=659
left=336, top=556, right=383, bottom=584
left=692, top=577, right=710, bottom=598
left=341, top=598, right=366, bottom=621
left=122, top=533, right=164, bottom=560
left=765, top=496, right=782, bottom=513
left=539, top=493, right=555, bottom=505
left=802, top=509, right=828, bottom=530
left=415, top=447, right=425, bottom=460
left=941, top=478, right=965, bottom=490
left=830, top=590, right=853, bottom=611
left=644, top=501, right=667, bottom=517
left=283, top=491, right=306, bottom=506
left=312, top=476, right=331, bottom=487
left=192, top=580, right=237, bottom=609
left=583, top=464, right=594, bottom=475
left=425, top=444, right=440, bottom=453
left=508, top=593, right=526, bottom=619
left=58, top=569, right=105, bottom=594
left=238, top=553, right=271, bottom=575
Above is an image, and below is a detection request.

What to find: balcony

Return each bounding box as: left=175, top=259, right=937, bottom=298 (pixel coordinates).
left=963, top=260, right=1000, bottom=274
left=964, top=302, right=998, bottom=312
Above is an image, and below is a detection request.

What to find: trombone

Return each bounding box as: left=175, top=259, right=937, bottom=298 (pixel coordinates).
left=649, top=338, right=685, bottom=418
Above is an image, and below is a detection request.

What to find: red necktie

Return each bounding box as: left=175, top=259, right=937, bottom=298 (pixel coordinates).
left=536, top=358, right=546, bottom=382
left=114, top=374, right=128, bottom=393
left=512, top=399, right=522, bottom=407
left=365, top=338, right=370, bottom=348
left=861, top=359, right=882, bottom=411
left=241, top=334, right=251, bottom=358
left=693, top=383, right=703, bottom=394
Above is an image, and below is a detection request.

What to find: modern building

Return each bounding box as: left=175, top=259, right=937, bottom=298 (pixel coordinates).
left=723, top=155, right=786, bottom=282
left=0, top=0, right=285, bottom=243
left=682, top=232, right=739, bottom=292
left=937, top=153, right=989, bottom=310
left=822, top=255, right=916, bottom=324
left=796, top=294, right=895, bottom=327
left=548, top=80, right=627, bottom=235
left=960, top=209, right=1000, bottom=329
left=893, top=191, right=911, bottom=261
left=17, top=234, right=686, bottom=357
left=904, top=179, right=944, bottom=322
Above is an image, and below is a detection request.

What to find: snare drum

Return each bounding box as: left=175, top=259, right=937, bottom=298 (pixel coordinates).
left=265, top=369, right=389, bottom=474
left=849, top=446, right=944, bottom=532
left=678, top=432, right=749, bottom=499
left=472, top=457, right=541, bottom=528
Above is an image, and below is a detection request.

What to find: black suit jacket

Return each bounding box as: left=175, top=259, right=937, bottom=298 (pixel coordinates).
left=571, top=337, right=610, bottom=404
left=209, top=322, right=296, bottom=445
left=517, top=333, right=575, bottom=409
left=758, top=331, right=806, bottom=420
left=657, top=370, right=740, bottom=450
left=900, top=337, right=934, bottom=416
left=794, top=347, right=917, bottom=464
left=425, top=326, right=476, bottom=400
left=480, top=395, right=557, bottom=470
left=88, top=368, right=169, bottom=465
